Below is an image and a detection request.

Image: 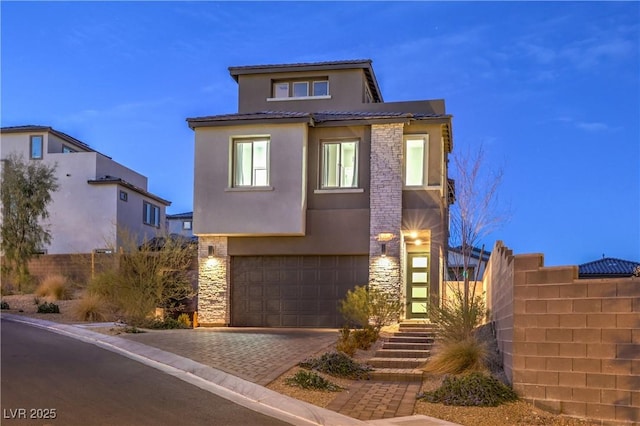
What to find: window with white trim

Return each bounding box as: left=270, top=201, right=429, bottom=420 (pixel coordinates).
left=404, top=135, right=428, bottom=186
left=182, top=220, right=192, bottom=230
left=233, top=137, right=270, bottom=187
left=30, top=135, right=43, bottom=159
left=143, top=201, right=160, bottom=227
left=321, top=140, right=358, bottom=188
left=272, top=78, right=329, bottom=99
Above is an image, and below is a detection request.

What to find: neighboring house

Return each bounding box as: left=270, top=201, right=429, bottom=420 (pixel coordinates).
left=445, top=245, right=491, bottom=300
left=0, top=125, right=170, bottom=254
left=166, top=211, right=194, bottom=237
left=187, top=59, right=454, bottom=327
left=578, top=256, right=640, bottom=278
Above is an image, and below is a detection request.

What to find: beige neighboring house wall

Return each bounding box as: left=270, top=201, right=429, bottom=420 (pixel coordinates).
left=0, top=126, right=170, bottom=254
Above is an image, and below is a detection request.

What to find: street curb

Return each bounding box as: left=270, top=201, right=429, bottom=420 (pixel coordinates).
left=1, top=314, right=458, bottom=426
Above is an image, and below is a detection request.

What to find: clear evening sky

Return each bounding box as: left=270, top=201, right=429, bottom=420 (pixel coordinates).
left=2, top=1, right=638, bottom=267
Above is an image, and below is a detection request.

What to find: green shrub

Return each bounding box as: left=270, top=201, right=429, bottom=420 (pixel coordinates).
left=37, top=301, right=60, bottom=314
left=285, top=370, right=343, bottom=391
left=336, top=325, right=379, bottom=356
left=87, top=230, right=196, bottom=324
left=422, top=337, right=488, bottom=375
left=35, top=274, right=73, bottom=300
left=177, top=313, right=192, bottom=328
left=73, top=294, right=109, bottom=322
left=336, top=326, right=358, bottom=356
left=433, top=286, right=488, bottom=343
left=418, top=372, right=518, bottom=406
left=0, top=300, right=9, bottom=310
left=142, top=317, right=190, bottom=329
left=299, top=351, right=372, bottom=379
left=339, top=285, right=403, bottom=331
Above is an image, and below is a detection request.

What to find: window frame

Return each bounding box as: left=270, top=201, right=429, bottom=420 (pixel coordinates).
left=403, top=134, right=429, bottom=188
left=119, top=191, right=128, bottom=202
left=292, top=81, right=309, bottom=97
left=319, top=139, right=359, bottom=190
left=313, top=80, right=329, bottom=96
left=231, top=136, right=271, bottom=188
left=182, top=220, right=192, bottom=230
left=143, top=201, right=160, bottom=227
left=270, top=77, right=330, bottom=101
left=30, top=135, right=43, bottom=159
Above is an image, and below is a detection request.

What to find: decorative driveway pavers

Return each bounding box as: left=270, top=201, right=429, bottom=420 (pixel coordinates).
left=327, top=381, right=422, bottom=421
left=120, top=327, right=338, bottom=385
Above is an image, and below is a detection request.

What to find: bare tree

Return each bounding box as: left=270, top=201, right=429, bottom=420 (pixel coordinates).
left=1, top=153, right=58, bottom=290
left=437, top=144, right=508, bottom=339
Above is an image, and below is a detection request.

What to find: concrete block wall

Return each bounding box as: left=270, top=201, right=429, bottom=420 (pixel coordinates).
left=1, top=254, right=118, bottom=288
left=486, top=241, right=640, bottom=425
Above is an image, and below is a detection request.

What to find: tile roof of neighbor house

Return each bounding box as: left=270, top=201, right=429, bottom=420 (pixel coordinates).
left=228, top=59, right=383, bottom=102
left=187, top=110, right=449, bottom=128
left=0, top=125, right=111, bottom=159
left=167, top=212, right=193, bottom=219
left=578, top=257, right=640, bottom=278
left=87, top=176, right=171, bottom=206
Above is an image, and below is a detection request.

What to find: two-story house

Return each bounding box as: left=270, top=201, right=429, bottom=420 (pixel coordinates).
left=188, top=59, right=454, bottom=327
left=166, top=211, right=194, bottom=238
left=0, top=125, right=171, bottom=254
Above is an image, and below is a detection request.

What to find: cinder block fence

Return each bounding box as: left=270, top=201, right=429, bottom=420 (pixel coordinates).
left=485, top=241, right=639, bottom=425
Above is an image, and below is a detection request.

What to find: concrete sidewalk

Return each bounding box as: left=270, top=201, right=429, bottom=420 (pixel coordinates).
left=1, top=314, right=458, bottom=426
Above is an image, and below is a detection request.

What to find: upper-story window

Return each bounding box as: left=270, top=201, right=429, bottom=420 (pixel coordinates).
left=233, top=137, right=270, bottom=187
left=182, top=220, right=192, bottom=230
left=404, top=135, right=429, bottom=187
left=271, top=78, right=329, bottom=99
left=321, top=140, right=358, bottom=188
left=62, top=145, right=76, bottom=153
left=119, top=191, right=128, bottom=202
left=143, top=201, right=160, bottom=227
left=30, top=135, right=43, bottom=159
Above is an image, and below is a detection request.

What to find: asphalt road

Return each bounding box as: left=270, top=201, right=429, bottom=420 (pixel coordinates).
left=0, top=319, right=291, bottom=426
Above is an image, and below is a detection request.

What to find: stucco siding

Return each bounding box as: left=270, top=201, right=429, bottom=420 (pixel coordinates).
left=193, top=123, right=307, bottom=236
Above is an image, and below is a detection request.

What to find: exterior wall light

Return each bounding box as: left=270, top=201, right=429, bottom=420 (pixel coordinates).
left=208, top=245, right=214, bottom=258
left=381, top=243, right=387, bottom=257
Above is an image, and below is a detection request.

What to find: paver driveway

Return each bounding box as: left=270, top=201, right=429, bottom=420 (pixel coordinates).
left=121, top=327, right=338, bottom=385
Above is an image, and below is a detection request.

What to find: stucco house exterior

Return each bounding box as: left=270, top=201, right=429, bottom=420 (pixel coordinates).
left=0, top=125, right=170, bottom=254
left=188, top=59, right=454, bottom=327
left=166, top=211, right=194, bottom=237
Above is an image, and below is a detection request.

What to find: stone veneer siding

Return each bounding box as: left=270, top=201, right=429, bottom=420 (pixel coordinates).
left=197, top=236, right=230, bottom=326
left=368, top=123, right=404, bottom=295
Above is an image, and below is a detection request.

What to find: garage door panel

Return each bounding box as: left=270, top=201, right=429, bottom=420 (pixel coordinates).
left=300, top=285, right=318, bottom=298
left=232, top=255, right=368, bottom=327
left=265, top=300, right=280, bottom=312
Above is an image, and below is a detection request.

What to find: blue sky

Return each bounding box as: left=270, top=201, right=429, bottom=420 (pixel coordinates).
left=2, top=1, right=638, bottom=267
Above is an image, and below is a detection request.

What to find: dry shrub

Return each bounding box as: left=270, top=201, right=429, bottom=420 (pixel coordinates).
left=36, top=274, right=73, bottom=300
left=73, top=293, right=109, bottom=322
left=422, top=337, right=488, bottom=375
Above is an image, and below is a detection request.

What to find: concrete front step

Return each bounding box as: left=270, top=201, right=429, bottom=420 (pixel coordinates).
left=368, top=368, right=424, bottom=382
left=368, top=357, right=427, bottom=369
left=387, top=335, right=435, bottom=344
left=382, top=342, right=433, bottom=351
left=395, top=331, right=437, bottom=339
left=374, top=349, right=431, bottom=358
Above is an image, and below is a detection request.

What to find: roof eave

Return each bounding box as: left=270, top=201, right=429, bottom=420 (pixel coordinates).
left=187, top=116, right=312, bottom=129
left=87, top=179, right=171, bottom=206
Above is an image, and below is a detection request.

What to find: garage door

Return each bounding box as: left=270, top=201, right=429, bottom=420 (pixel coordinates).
left=231, top=255, right=369, bottom=327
